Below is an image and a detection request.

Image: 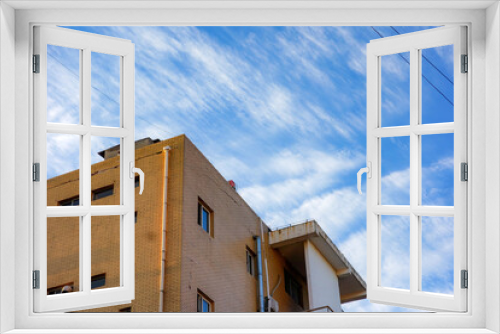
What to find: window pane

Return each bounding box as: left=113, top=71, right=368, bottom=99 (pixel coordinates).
left=421, top=45, right=454, bottom=124
left=91, top=137, right=121, bottom=206
left=421, top=133, right=454, bottom=206
left=91, top=52, right=121, bottom=127
left=421, top=216, right=454, bottom=294
left=47, top=217, right=80, bottom=294
left=380, top=215, right=410, bottom=290
left=202, top=208, right=209, bottom=232
left=47, top=133, right=80, bottom=206
left=91, top=215, right=121, bottom=289
left=202, top=299, right=210, bottom=312
left=381, top=136, right=410, bottom=205
left=47, top=45, right=80, bottom=124
left=381, top=52, right=410, bottom=127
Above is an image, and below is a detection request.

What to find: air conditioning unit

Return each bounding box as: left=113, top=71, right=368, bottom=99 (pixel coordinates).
left=265, top=296, right=279, bottom=312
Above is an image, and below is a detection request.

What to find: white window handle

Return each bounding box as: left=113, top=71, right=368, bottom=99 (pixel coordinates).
left=130, top=162, right=145, bottom=195
left=357, top=162, right=372, bottom=195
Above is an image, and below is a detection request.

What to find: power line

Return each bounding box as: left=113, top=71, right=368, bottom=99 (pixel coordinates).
left=370, top=26, right=453, bottom=106
left=389, top=26, right=453, bottom=85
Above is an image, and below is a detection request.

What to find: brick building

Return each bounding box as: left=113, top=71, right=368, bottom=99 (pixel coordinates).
left=46, top=135, right=366, bottom=312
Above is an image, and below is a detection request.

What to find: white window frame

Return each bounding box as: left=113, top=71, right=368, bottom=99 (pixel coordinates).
left=365, top=26, right=467, bottom=312
left=1, top=1, right=499, bottom=333
left=32, top=25, right=136, bottom=313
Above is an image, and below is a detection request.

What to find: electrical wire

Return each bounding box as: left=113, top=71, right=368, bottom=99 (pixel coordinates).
left=389, top=26, right=453, bottom=85
left=370, top=26, right=453, bottom=106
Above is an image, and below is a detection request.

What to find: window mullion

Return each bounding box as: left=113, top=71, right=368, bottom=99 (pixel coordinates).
left=82, top=48, right=92, bottom=294
left=409, top=47, right=420, bottom=294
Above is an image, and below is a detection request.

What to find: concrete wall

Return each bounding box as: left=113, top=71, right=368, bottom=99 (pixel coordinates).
left=304, top=240, right=342, bottom=312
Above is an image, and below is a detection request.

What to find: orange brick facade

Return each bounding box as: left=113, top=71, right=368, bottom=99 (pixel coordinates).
left=47, top=135, right=313, bottom=312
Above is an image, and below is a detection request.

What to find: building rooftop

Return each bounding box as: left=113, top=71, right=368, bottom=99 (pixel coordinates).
left=98, top=137, right=160, bottom=159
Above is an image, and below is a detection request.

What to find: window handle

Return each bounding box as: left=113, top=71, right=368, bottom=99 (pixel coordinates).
left=357, top=162, right=372, bottom=195
left=130, top=162, right=145, bottom=195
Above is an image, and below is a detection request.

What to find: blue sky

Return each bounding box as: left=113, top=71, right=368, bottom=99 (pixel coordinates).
left=46, top=26, right=455, bottom=312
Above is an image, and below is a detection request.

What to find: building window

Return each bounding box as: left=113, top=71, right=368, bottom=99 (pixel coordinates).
left=197, top=291, right=213, bottom=312
left=47, top=283, right=74, bottom=295
left=59, top=196, right=79, bottom=206
left=197, top=199, right=213, bottom=236
left=91, top=274, right=106, bottom=289
left=246, top=248, right=256, bottom=277
left=92, top=185, right=114, bottom=201
left=284, top=269, right=303, bottom=307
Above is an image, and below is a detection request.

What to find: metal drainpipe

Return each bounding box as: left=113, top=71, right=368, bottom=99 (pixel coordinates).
left=260, top=219, right=271, bottom=312
left=254, top=235, right=265, bottom=312
left=159, top=146, right=171, bottom=312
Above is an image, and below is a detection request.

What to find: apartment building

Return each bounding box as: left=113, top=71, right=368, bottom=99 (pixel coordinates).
left=46, top=135, right=366, bottom=313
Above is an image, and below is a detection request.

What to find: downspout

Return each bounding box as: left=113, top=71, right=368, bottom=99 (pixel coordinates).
left=254, top=235, right=265, bottom=312
left=260, top=219, right=271, bottom=311
left=159, top=146, right=171, bottom=312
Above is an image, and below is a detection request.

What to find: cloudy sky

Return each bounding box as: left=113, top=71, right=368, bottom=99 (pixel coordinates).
left=46, top=26, right=455, bottom=312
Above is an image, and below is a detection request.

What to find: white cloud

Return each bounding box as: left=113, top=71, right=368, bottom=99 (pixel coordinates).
left=47, top=133, right=80, bottom=179
left=287, top=187, right=365, bottom=234
left=381, top=168, right=410, bottom=205
left=238, top=148, right=365, bottom=214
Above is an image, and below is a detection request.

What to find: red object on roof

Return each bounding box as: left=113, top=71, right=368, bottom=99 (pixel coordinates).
left=228, top=180, right=236, bottom=189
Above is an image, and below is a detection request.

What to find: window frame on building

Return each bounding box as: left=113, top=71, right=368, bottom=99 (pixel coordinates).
left=90, top=274, right=106, bottom=290
left=197, top=198, right=213, bottom=237
left=197, top=290, right=213, bottom=313
left=59, top=196, right=80, bottom=207
left=2, top=2, right=498, bottom=334
left=284, top=269, right=304, bottom=308
left=246, top=247, right=256, bottom=277
left=47, top=282, right=75, bottom=295
left=91, top=185, right=114, bottom=201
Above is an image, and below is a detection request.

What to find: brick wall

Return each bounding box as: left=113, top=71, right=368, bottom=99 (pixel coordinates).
left=179, top=137, right=306, bottom=312
left=47, top=135, right=308, bottom=313
left=47, top=136, right=185, bottom=312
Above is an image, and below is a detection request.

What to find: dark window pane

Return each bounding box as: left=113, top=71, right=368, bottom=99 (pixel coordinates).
left=92, top=186, right=114, bottom=201
left=284, top=270, right=302, bottom=307
left=91, top=274, right=106, bottom=289
left=60, top=196, right=80, bottom=206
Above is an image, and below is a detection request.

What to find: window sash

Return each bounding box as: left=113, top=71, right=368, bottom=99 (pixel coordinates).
left=365, top=26, right=468, bottom=312
left=32, top=25, right=136, bottom=313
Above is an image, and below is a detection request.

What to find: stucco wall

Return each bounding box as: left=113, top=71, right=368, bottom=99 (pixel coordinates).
left=304, top=240, right=342, bottom=312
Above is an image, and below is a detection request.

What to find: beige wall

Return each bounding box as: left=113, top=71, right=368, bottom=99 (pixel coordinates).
left=47, top=136, right=185, bottom=312
left=47, top=135, right=323, bottom=313
left=179, top=137, right=309, bottom=312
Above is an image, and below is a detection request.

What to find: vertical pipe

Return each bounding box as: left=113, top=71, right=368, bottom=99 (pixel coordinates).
left=254, top=236, right=264, bottom=312
left=260, top=219, right=271, bottom=312
left=159, top=146, right=171, bottom=312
